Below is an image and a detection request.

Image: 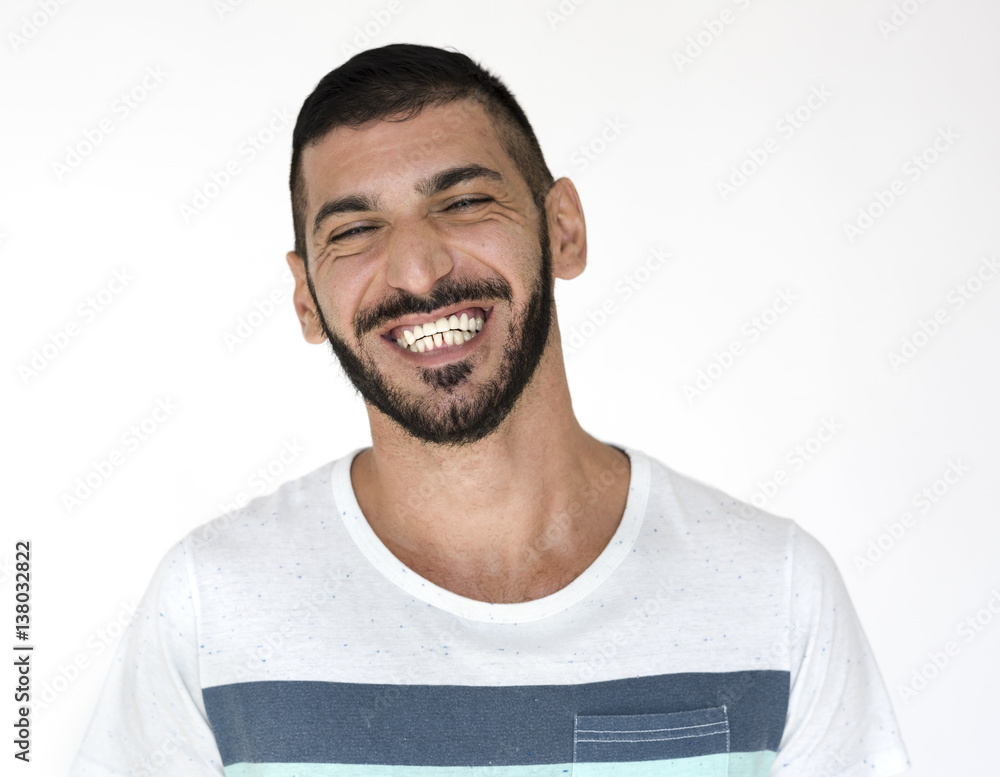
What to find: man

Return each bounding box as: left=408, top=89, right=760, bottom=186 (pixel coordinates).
left=72, top=44, right=909, bottom=776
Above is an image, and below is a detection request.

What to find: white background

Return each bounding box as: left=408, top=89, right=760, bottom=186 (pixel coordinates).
left=3, top=0, right=998, bottom=774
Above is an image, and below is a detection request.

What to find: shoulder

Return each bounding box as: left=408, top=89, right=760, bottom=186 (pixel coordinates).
left=639, top=450, right=796, bottom=545
left=177, top=450, right=354, bottom=563
left=632, top=449, right=844, bottom=584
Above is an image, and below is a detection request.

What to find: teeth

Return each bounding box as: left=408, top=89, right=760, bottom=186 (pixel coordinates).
left=393, top=309, right=489, bottom=352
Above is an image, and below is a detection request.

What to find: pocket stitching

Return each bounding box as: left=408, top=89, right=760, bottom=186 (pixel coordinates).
left=573, top=706, right=732, bottom=771
left=723, top=703, right=731, bottom=777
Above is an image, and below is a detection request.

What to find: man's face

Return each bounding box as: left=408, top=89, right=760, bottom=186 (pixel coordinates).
left=295, top=100, right=555, bottom=446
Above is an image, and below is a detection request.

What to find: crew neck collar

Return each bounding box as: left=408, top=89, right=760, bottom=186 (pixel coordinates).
left=330, top=444, right=651, bottom=623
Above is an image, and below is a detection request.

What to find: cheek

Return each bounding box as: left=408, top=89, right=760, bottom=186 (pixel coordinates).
left=451, top=221, right=538, bottom=275
left=316, top=260, right=378, bottom=322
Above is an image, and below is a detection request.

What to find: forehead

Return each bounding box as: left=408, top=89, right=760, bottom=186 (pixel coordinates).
left=300, top=100, right=514, bottom=207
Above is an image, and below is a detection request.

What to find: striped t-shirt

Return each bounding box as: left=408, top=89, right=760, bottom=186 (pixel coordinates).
left=70, top=445, right=910, bottom=777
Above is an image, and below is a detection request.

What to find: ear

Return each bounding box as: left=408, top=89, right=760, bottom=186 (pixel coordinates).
left=544, top=177, right=587, bottom=281
left=285, top=251, right=327, bottom=344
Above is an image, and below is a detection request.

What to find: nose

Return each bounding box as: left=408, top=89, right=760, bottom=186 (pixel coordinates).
left=384, top=217, right=453, bottom=296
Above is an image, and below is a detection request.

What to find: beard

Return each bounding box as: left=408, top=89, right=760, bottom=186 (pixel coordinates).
left=307, top=218, right=554, bottom=447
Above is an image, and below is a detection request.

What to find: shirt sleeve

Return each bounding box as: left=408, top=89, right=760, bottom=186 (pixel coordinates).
left=770, top=523, right=910, bottom=777
left=69, top=537, right=225, bottom=776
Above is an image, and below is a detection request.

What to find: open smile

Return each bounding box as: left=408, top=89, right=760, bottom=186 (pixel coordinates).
left=382, top=306, right=491, bottom=354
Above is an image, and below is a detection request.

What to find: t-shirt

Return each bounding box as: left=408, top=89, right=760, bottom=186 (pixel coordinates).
left=70, top=445, right=910, bottom=777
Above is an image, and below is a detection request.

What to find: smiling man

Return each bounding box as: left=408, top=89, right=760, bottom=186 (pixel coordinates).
left=71, top=44, right=909, bottom=777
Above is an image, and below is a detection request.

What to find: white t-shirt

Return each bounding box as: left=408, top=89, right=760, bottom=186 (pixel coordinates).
left=70, top=445, right=910, bottom=777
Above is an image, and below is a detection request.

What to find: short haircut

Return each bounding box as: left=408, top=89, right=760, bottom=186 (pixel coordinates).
left=289, top=43, right=555, bottom=261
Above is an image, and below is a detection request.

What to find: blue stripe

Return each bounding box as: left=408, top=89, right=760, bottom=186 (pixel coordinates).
left=203, top=671, right=787, bottom=767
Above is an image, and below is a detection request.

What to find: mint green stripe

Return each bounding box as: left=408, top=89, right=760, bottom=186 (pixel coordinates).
left=730, top=750, right=778, bottom=777
left=223, top=750, right=775, bottom=777
left=572, top=750, right=775, bottom=776
left=224, top=765, right=570, bottom=776
left=574, top=752, right=725, bottom=776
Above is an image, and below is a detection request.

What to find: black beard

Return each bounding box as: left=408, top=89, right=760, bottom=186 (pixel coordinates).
left=307, top=219, right=554, bottom=447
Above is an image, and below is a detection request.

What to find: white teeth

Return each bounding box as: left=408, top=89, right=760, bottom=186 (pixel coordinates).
left=399, top=326, right=477, bottom=352
left=393, top=310, right=489, bottom=352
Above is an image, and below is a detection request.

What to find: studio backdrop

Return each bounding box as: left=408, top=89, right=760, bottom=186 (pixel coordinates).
left=3, top=1, right=997, bottom=774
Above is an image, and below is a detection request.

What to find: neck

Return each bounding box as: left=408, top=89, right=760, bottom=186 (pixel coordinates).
left=350, top=340, right=630, bottom=602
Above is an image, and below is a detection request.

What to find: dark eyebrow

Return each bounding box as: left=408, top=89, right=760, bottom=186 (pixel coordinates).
left=312, top=193, right=381, bottom=236
left=416, top=164, right=503, bottom=197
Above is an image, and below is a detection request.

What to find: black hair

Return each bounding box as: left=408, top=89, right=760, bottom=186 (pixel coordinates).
left=289, top=43, right=555, bottom=260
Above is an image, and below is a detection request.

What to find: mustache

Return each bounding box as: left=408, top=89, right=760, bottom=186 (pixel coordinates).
left=354, top=276, right=513, bottom=339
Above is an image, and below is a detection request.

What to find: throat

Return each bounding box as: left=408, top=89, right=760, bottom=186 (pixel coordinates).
left=388, top=543, right=600, bottom=604
left=362, top=494, right=627, bottom=604
left=350, top=442, right=632, bottom=604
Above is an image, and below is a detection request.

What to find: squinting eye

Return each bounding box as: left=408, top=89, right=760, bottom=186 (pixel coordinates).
left=330, top=225, right=375, bottom=243
left=447, top=196, right=492, bottom=211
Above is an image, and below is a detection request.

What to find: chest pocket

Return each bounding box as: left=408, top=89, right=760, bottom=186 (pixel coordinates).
left=573, top=705, right=730, bottom=776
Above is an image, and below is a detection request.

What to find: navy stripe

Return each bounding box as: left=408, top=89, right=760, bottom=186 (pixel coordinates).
left=203, top=671, right=787, bottom=767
